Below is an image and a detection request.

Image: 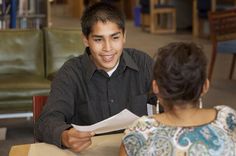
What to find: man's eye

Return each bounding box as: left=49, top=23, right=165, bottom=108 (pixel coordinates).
left=94, top=38, right=102, bottom=42
left=113, top=36, right=120, bottom=40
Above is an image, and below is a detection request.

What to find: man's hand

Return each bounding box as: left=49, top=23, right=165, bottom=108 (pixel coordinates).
left=61, top=128, right=95, bottom=152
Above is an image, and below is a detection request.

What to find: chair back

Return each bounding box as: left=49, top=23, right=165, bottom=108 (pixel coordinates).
left=209, top=8, right=236, bottom=42
left=0, top=29, right=44, bottom=76
left=32, top=95, right=48, bottom=123
left=32, top=95, right=48, bottom=142
left=44, top=28, right=84, bottom=80
left=208, top=8, right=236, bottom=80
left=150, top=0, right=176, bottom=33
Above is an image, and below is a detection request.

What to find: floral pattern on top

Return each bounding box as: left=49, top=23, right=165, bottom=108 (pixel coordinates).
left=122, top=105, right=236, bottom=156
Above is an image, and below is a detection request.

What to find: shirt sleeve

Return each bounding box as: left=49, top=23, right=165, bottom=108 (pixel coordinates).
left=35, top=62, right=77, bottom=148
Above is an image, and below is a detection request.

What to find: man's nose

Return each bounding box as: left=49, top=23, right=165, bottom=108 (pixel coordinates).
left=103, top=40, right=112, bottom=51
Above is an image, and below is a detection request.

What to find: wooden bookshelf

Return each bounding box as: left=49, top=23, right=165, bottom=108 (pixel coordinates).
left=68, top=0, right=84, bottom=19
left=0, top=0, right=51, bottom=29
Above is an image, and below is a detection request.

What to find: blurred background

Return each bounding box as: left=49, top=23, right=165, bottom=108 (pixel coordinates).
left=0, top=0, right=236, bottom=155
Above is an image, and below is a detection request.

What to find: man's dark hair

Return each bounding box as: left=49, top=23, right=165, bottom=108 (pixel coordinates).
left=153, top=42, right=208, bottom=105
left=81, top=2, right=125, bottom=37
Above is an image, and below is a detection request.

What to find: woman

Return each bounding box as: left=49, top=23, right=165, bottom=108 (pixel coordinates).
left=119, top=42, right=236, bottom=156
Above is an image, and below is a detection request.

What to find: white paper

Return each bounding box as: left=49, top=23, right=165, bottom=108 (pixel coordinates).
left=72, top=109, right=139, bottom=134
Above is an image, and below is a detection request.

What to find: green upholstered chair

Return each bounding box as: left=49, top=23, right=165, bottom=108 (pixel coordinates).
left=0, top=29, right=50, bottom=114
left=44, top=28, right=85, bottom=80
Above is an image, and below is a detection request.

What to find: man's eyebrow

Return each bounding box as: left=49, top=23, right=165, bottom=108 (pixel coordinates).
left=91, top=32, right=121, bottom=38
left=91, top=35, right=103, bottom=38
left=111, top=32, right=121, bottom=36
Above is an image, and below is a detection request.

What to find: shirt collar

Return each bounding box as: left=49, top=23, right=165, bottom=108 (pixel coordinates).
left=83, top=48, right=97, bottom=81
left=122, top=49, right=139, bottom=71
left=84, top=48, right=139, bottom=81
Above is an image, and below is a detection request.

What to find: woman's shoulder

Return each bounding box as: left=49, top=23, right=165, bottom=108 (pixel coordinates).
left=214, top=105, right=236, bottom=120
left=215, top=105, right=236, bottom=113
left=129, top=116, right=157, bottom=128
left=124, top=116, right=157, bottom=134
left=214, top=105, right=236, bottom=132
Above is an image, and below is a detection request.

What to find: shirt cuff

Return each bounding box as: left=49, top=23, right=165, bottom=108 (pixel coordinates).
left=53, top=124, right=72, bottom=148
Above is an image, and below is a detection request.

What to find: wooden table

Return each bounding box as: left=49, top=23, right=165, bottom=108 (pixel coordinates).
left=9, top=133, right=123, bottom=156
left=9, top=144, right=30, bottom=156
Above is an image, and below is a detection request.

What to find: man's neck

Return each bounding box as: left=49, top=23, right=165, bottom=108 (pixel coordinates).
left=106, top=60, right=119, bottom=77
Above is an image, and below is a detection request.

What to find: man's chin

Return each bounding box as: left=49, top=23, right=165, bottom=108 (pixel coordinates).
left=101, top=64, right=116, bottom=71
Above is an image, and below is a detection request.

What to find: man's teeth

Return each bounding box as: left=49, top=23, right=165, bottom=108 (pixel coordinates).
left=102, top=55, right=113, bottom=61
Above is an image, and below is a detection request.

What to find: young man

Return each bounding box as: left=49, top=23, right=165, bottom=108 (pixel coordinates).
left=36, top=2, right=154, bottom=152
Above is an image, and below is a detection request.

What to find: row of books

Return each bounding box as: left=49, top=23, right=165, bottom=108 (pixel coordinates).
left=0, top=15, right=45, bottom=29
left=0, top=0, right=46, bottom=29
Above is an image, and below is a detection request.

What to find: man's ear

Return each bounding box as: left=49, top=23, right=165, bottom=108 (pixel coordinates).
left=201, top=79, right=210, bottom=96
left=123, top=31, right=127, bottom=44
left=152, top=80, right=159, bottom=94
left=82, top=34, right=89, bottom=47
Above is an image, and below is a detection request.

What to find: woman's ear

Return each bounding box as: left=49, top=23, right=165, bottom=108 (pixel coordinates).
left=152, top=80, right=159, bottom=94
left=82, top=34, right=89, bottom=47
left=202, top=79, right=210, bottom=96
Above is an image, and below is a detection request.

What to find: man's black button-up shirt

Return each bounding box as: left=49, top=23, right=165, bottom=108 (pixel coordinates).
left=36, top=48, right=154, bottom=147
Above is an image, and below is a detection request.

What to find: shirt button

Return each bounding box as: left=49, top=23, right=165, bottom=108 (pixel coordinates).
left=110, top=99, right=114, bottom=103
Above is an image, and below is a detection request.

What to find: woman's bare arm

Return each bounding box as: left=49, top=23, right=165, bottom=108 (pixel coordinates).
left=119, top=143, right=127, bottom=156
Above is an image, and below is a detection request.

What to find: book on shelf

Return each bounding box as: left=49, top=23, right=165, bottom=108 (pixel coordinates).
left=1, top=0, right=5, bottom=16
left=0, top=0, right=3, bottom=29
left=1, top=0, right=3, bottom=15
left=28, top=0, right=35, bottom=14
left=9, top=0, right=17, bottom=28
left=18, top=0, right=28, bottom=16
left=4, top=1, right=11, bottom=15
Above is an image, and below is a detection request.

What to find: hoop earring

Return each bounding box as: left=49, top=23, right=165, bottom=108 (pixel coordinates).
left=199, top=98, right=203, bottom=108
left=156, top=99, right=160, bottom=114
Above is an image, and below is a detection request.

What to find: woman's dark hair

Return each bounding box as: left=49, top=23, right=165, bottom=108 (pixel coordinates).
left=81, top=2, right=125, bottom=37
left=153, top=42, right=208, bottom=105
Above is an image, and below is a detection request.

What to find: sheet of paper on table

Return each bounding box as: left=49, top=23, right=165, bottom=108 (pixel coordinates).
left=72, top=109, right=139, bottom=134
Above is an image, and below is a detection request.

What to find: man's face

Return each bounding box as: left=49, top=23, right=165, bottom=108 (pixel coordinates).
left=83, top=21, right=126, bottom=72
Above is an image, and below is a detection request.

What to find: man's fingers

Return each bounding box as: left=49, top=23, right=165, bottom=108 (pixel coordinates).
left=67, top=136, right=91, bottom=145
left=71, top=140, right=92, bottom=152
left=61, top=128, right=95, bottom=151
left=69, top=128, right=95, bottom=138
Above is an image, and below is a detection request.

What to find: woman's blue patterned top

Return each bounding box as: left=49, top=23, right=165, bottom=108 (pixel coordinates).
left=122, top=105, right=236, bottom=156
